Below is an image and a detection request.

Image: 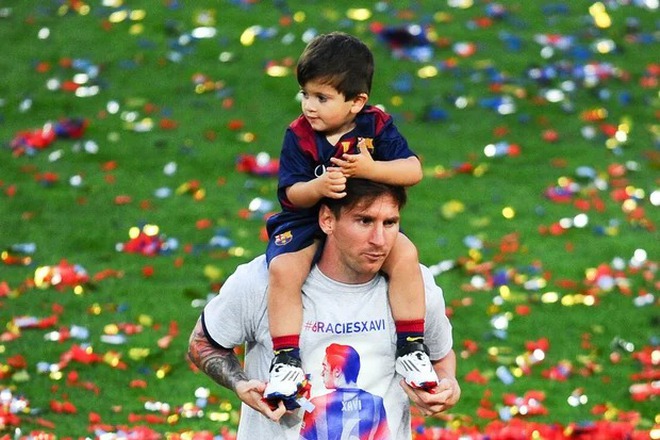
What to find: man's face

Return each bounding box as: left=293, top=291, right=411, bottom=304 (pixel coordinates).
left=320, top=194, right=401, bottom=283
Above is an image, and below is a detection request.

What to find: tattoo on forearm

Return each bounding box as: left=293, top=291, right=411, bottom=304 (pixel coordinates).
left=188, top=321, right=248, bottom=392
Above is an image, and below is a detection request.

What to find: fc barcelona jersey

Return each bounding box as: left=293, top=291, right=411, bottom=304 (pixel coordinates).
left=277, top=106, right=416, bottom=211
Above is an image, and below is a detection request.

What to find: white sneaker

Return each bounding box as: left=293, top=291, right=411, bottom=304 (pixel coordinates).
left=264, top=353, right=306, bottom=408
left=395, top=342, right=439, bottom=390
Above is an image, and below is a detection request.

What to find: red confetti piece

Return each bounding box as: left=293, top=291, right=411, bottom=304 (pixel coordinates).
left=101, top=161, right=117, bottom=171
left=515, top=304, right=531, bottom=315
left=465, top=368, right=489, bottom=384
left=227, top=119, right=244, bottom=130
left=129, top=379, right=148, bottom=388
left=476, top=406, right=499, bottom=419
left=88, top=412, right=102, bottom=424
left=114, top=195, right=132, bottom=205
left=159, top=118, right=178, bottom=130
left=35, top=61, right=51, bottom=73
left=7, top=354, right=27, bottom=369
left=195, top=218, right=212, bottom=229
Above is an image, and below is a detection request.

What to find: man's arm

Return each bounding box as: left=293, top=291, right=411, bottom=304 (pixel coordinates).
left=187, top=317, right=287, bottom=421
left=400, top=349, right=461, bottom=417
left=187, top=317, right=248, bottom=391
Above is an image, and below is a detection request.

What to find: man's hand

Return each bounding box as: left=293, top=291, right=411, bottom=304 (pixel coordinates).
left=330, top=138, right=376, bottom=179
left=235, top=379, right=287, bottom=421
left=401, top=377, right=461, bottom=417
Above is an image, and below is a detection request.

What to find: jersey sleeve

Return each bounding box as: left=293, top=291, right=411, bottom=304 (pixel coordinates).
left=201, top=256, right=268, bottom=348
left=420, top=264, right=453, bottom=361
left=373, top=120, right=417, bottom=162
left=361, top=106, right=417, bottom=162
left=277, top=128, right=319, bottom=209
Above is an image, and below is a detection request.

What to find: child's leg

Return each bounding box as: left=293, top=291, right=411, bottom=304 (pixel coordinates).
left=382, top=233, right=438, bottom=390
left=381, top=233, right=426, bottom=345
left=267, top=242, right=317, bottom=353
left=264, top=242, right=318, bottom=402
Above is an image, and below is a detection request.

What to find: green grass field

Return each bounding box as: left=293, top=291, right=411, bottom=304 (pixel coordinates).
left=0, top=1, right=658, bottom=438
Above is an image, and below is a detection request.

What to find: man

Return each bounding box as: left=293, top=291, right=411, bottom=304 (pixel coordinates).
left=188, top=178, right=460, bottom=439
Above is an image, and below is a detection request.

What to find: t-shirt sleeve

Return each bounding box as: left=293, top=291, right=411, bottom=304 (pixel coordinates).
left=420, top=265, right=453, bottom=361
left=201, top=256, right=268, bottom=348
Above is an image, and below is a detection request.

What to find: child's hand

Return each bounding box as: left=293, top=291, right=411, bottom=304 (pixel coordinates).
left=316, top=167, right=347, bottom=199
left=330, top=138, right=375, bottom=178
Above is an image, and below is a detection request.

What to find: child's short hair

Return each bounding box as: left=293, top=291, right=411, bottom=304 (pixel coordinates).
left=296, top=32, right=374, bottom=100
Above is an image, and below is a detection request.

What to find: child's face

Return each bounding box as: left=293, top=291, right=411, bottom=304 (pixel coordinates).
left=300, top=80, right=366, bottom=138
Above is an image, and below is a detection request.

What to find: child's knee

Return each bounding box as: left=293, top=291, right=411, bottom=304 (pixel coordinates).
left=269, top=255, right=292, bottom=282
left=394, top=237, right=419, bottom=264
left=269, top=250, right=313, bottom=285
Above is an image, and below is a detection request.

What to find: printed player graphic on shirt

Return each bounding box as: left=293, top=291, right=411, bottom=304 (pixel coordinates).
left=300, top=343, right=390, bottom=440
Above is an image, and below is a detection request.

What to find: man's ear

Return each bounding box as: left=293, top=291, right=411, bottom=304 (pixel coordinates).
left=318, top=205, right=334, bottom=235
left=350, top=93, right=368, bottom=114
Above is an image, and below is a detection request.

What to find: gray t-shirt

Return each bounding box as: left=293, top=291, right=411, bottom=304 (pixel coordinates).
left=202, top=254, right=453, bottom=440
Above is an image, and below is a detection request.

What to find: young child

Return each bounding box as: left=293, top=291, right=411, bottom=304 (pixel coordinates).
left=264, top=32, right=438, bottom=406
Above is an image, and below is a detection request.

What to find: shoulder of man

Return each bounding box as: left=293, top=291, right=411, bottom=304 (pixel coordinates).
left=231, top=254, right=269, bottom=284
left=202, top=254, right=269, bottom=330
left=419, top=264, right=445, bottom=301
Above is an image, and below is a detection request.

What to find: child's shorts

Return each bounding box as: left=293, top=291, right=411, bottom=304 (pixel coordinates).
left=265, top=211, right=324, bottom=264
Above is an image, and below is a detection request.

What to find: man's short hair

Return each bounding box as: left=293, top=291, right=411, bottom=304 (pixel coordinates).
left=296, top=32, right=374, bottom=100
left=322, top=178, right=407, bottom=218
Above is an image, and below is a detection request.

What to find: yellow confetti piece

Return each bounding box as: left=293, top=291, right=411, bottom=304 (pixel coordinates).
left=417, top=65, right=438, bottom=79
left=239, top=132, right=256, bottom=143
left=589, top=2, right=611, bottom=29
left=104, top=323, right=119, bottom=335
left=390, top=96, right=403, bottom=107
left=541, top=291, right=559, bottom=303
left=229, top=247, right=246, bottom=257
left=138, top=314, right=153, bottom=326
left=203, top=265, right=223, bottom=281
left=104, top=351, right=122, bottom=367
left=209, top=411, right=230, bottom=422
left=128, top=348, right=150, bottom=361
left=109, top=10, right=128, bottom=23
left=293, top=11, right=306, bottom=23
left=346, top=8, right=371, bottom=21
left=156, top=364, right=171, bottom=379
left=502, top=206, right=515, bottom=219
left=129, top=23, right=144, bottom=35
left=142, top=224, right=159, bottom=236
left=130, top=9, right=146, bottom=21
left=266, top=65, right=290, bottom=77
left=193, top=188, right=206, bottom=201
left=240, top=27, right=257, bottom=46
